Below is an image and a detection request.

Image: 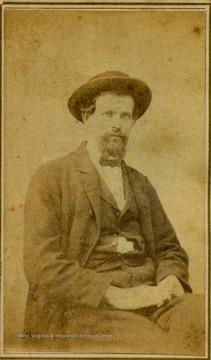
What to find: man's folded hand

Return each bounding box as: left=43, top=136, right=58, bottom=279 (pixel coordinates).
left=157, top=275, right=185, bottom=300
left=104, top=284, right=168, bottom=310
left=104, top=275, right=184, bottom=310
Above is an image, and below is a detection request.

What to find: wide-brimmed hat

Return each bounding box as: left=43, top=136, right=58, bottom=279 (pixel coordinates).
left=68, top=71, right=152, bottom=122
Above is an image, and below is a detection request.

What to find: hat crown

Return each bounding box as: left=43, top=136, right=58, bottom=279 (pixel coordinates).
left=90, top=71, right=129, bottom=82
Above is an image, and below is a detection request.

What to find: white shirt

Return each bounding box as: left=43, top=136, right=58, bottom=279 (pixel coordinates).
left=86, top=142, right=134, bottom=253
left=86, top=142, right=125, bottom=210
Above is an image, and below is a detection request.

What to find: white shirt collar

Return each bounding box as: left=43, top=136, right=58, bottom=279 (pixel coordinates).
left=86, top=141, right=125, bottom=210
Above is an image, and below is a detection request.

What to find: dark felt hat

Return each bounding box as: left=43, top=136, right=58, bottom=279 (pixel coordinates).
left=68, top=71, right=152, bottom=122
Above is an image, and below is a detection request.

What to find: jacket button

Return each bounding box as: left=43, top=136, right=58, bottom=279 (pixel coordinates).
left=112, top=240, right=117, bottom=246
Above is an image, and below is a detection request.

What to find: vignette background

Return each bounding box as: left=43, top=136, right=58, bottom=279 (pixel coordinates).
left=4, top=8, right=206, bottom=350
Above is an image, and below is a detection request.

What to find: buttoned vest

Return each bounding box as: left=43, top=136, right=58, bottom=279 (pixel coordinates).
left=85, top=165, right=156, bottom=288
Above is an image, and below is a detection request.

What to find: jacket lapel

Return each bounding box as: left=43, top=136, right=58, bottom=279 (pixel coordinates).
left=123, top=163, right=155, bottom=259
left=76, top=142, right=101, bottom=227
left=99, top=177, right=119, bottom=209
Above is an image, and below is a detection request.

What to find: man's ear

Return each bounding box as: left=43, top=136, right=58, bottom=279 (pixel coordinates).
left=132, top=118, right=136, bottom=125
left=81, top=112, right=88, bottom=123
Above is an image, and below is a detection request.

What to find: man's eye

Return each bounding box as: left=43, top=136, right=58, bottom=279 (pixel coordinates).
left=104, top=111, right=113, bottom=117
left=121, top=113, right=132, bottom=120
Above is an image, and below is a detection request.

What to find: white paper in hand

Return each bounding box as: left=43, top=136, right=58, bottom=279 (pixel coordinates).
left=117, top=237, right=134, bottom=254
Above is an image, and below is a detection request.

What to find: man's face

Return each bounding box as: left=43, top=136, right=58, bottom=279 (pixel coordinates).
left=84, top=93, right=135, bottom=166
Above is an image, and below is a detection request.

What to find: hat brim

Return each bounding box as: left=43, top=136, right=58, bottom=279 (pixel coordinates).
left=68, top=77, right=152, bottom=122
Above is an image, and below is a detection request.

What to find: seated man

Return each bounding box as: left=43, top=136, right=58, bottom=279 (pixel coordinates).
left=23, top=71, right=205, bottom=355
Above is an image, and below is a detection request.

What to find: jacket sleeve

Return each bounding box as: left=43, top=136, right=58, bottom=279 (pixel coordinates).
left=24, top=164, right=112, bottom=310
left=145, top=177, right=191, bottom=292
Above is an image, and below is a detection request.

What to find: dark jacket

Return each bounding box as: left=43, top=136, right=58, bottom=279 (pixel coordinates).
left=23, top=142, right=190, bottom=333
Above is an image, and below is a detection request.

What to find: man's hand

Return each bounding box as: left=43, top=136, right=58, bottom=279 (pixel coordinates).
left=104, top=284, right=167, bottom=310
left=157, top=275, right=185, bottom=300
left=104, top=276, right=184, bottom=310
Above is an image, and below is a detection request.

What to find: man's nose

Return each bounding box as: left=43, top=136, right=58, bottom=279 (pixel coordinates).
left=111, top=115, right=122, bottom=129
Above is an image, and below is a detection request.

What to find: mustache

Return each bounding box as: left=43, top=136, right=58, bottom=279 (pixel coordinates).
left=101, top=130, right=128, bottom=144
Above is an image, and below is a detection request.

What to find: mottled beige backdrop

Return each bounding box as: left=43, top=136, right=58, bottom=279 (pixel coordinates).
left=3, top=7, right=207, bottom=351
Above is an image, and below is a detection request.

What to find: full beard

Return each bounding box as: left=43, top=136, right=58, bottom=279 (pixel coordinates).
left=98, top=131, right=128, bottom=167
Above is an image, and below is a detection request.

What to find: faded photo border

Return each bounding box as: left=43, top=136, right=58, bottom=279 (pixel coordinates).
left=1, top=1, right=210, bottom=358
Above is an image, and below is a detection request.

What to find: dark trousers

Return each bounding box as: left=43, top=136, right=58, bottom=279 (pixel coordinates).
left=22, top=293, right=205, bottom=356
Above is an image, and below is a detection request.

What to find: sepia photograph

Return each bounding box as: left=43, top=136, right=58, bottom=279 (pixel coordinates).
left=1, top=2, right=209, bottom=357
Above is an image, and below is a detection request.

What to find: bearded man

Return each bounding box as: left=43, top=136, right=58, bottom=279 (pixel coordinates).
left=23, top=71, right=205, bottom=355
